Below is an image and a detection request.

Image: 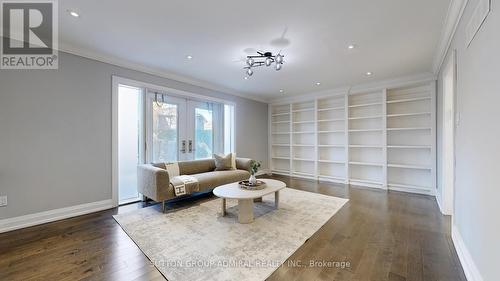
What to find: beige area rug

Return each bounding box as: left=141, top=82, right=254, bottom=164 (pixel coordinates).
left=113, top=188, right=348, bottom=281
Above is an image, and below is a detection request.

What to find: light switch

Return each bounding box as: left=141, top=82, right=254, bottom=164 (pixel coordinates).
left=0, top=196, right=7, bottom=207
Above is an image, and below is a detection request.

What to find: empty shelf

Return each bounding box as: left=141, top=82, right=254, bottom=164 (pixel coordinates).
left=387, top=97, right=431, bottom=104
left=387, top=127, right=431, bottom=131
left=318, top=144, right=345, bottom=147
left=387, top=112, right=431, bottom=118
left=349, top=161, right=384, bottom=167
left=318, top=130, right=345, bottom=133
left=317, top=106, right=344, bottom=111
left=318, top=160, right=345, bottom=164
left=271, top=112, right=290, bottom=117
left=387, top=145, right=431, bottom=149
left=348, top=102, right=383, bottom=108
left=292, top=108, right=314, bottom=113
left=348, top=115, right=383, bottom=120
left=349, top=129, right=383, bottom=132
left=317, top=118, right=344, bottom=122
left=349, top=145, right=383, bottom=148
left=272, top=132, right=291, bottom=135
left=388, top=163, right=432, bottom=170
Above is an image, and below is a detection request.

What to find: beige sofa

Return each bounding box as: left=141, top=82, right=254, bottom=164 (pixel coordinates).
left=137, top=158, right=253, bottom=211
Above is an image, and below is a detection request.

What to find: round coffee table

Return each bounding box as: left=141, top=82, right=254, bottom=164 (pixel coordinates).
left=213, top=178, right=286, bottom=224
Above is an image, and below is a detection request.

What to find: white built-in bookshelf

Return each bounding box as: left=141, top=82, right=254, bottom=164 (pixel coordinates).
left=269, top=81, right=436, bottom=195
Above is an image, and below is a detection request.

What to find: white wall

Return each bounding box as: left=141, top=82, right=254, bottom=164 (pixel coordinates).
left=0, top=51, right=268, bottom=220
left=437, top=0, right=500, bottom=280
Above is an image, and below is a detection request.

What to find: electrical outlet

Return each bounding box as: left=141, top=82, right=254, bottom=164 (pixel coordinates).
left=0, top=196, right=7, bottom=207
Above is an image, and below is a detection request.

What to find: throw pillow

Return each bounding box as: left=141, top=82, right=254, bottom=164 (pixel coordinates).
left=214, top=153, right=235, bottom=171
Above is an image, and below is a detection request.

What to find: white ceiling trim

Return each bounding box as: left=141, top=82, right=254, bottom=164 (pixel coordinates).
left=56, top=42, right=269, bottom=103
left=433, top=0, right=469, bottom=74
left=270, top=72, right=437, bottom=105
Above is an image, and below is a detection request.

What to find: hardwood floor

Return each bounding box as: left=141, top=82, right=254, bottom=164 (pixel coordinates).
left=0, top=175, right=466, bottom=281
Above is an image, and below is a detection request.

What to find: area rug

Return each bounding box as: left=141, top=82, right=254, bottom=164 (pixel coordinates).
left=113, top=188, right=348, bottom=281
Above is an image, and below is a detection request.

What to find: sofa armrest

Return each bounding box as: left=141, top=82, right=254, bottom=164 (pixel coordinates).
left=137, top=164, right=171, bottom=202
left=235, top=158, right=253, bottom=172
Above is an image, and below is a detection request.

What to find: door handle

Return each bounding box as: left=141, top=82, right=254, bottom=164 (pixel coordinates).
left=188, top=140, right=193, bottom=153
left=181, top=140, right=186, bottom=153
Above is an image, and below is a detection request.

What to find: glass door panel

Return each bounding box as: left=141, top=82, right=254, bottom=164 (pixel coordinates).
left=147, top=93, right=187, bottom=163
left=187, top=101, right=224, bottom=160
left=194, top=106, right=214, bottom=159
left=118, top=85, right=143, bottom=204
left=152, top=102, right=178, bottom=162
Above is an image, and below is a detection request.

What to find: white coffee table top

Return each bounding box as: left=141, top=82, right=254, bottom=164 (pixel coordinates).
left=213, top=179, right=286, bottom=200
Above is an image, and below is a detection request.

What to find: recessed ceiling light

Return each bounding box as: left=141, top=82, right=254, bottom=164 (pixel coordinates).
left=348, top=44, right=356, bottom=50
left=186, top=55, right=193, bottom=60
left=68, top=10, right=79, bottom=17
left=365, top=72, right=373, bottom=76
left=316, top=82, right=321, bottom=86
left=279, top=89, right=284, bottom=93
left=244, top=77, right=248, bottom=80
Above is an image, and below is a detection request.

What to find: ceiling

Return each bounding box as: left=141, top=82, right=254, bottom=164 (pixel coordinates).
left=59, top=0, right=451, bottom=101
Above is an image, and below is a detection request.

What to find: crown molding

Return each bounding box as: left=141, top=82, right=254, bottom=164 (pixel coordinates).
left=270, top=72, right=436, bottom=104
left=433, top=0, right=469, bottom=74
left=55, top=42, right=268, bottom=103
left=0, top=35, right=267, bottom=103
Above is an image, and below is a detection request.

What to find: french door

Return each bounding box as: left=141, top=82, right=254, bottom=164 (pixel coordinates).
left=146, top=91, right=222, bottom=163
left=114, top=77, right=234, bottom=205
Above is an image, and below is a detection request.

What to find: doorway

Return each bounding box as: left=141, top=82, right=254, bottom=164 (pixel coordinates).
left=441, top=50, right=456, bottom=216
left=145, top=91, right=225, bottom=163
left=112, top=77, right=235, bottom=206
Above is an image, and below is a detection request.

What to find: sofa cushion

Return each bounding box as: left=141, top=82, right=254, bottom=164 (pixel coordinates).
left=178, top=159, right=216, bottom=175
left=190, top=169, right=250, bottom=190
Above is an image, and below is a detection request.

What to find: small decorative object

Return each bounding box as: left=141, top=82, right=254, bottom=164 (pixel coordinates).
left=249, top=160, right=261, bottom=185
left=249, top=174, right=257, bottom=185
left=239, top=180, right=267, bottom=190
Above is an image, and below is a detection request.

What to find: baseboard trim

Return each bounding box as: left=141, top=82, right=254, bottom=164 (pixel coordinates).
left=451, top=224, right=484, bottom=281
left=436, top=192, right=445, bottom=214
left=0, top=199, right=114, bottom=234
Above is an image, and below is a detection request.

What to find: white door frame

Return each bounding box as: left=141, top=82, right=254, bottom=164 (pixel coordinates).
left=440, top=50, right=457, bottom=216
left=112, top=76, right=235, bottom=207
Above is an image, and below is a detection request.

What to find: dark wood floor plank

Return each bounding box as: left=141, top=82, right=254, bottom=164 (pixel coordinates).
left=0, top=175, right=466, bottom=281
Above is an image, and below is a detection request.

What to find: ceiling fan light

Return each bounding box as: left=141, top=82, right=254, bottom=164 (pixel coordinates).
left=246, top=57, right=254, bottom=66
left=275, top=54, right=283, bottom=64
left=265, top=57, right=272, bottom=66
left=275, top=63, right=282, bottom=71
left=246, top=68, right=253, bottom=76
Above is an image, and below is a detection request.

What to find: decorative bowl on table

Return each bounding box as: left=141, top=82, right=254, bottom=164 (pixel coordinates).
left=239, top=180, right=267, bottom=190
